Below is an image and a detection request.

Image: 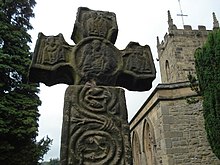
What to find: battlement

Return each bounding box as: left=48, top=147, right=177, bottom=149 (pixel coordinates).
left=157, top=11, right=218, bottom=53
left=157, top=25, right=211, bottom=52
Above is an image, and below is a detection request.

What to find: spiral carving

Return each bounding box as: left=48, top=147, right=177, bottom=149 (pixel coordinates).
left=70, top=129, right=123, bottom=165
left=61, top=85, right=132, bottom=165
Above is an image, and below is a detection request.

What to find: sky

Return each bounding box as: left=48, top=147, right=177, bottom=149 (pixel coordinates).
left=29, top=0, right=220, bottom=161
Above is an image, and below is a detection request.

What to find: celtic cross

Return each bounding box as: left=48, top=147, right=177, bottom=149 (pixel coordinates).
left=29, top=7, right=156, bottom=165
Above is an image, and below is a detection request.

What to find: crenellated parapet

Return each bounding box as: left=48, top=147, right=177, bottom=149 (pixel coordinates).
left=157, top=27, right=211, bottom=56
left=157, top=11, right=218, bottom=56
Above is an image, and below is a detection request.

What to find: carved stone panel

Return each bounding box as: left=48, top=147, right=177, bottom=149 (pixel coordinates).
left=29, top=33, right=74, bottom=86
left=72, top=37, right=122, bottom=85
left=117, top=42, right=156, bottom=91
left=71, top=7, right=118, bottom=44
left=33, top=33, right=71, bottom=65
left=60, top=85, right=132, bottom=165
left=29, top=7, right=156, bottom=91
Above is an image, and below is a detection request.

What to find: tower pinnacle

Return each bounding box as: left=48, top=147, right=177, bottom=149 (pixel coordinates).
left=168, top=10, right=177, bottom=31
left=157, top=36, right=160, bottom=47
left=168, top=10, right=173, bottom=27
left=213, top=12, right=219, bottom=29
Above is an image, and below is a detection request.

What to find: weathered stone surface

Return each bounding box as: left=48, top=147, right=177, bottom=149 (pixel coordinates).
left=118, top=42, right=156, bottom=91
left=71, top=7, right=118, bottom=44
left=130, top=82, right=220, bottom=165
left=72, top=37, right=122, bottom=86
left=29, top=33, right=74, bottom=86
left=29, top=7, right=156, bottom=165
left=60, top=84, right=132, bottom=165
left=29, top=7, right=156, bottom=91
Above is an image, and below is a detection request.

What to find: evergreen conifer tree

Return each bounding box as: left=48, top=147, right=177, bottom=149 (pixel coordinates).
left=0, top=0, right=51, bottom=164
left=195, top=29, right=220, bottom=159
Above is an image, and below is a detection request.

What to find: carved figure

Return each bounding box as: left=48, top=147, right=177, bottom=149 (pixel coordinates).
left=125, top=45, right=151, bottom=74
left=42, top=34, right=66, bottom=64
left=80, top=39, right=117, bottom=82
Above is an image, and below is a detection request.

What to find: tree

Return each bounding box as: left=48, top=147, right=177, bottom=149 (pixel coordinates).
left=0, top=0, right=51, bottom=164
left=195, top=29, right=220, bottom=159
left=41, top=158, right=60, bottom=165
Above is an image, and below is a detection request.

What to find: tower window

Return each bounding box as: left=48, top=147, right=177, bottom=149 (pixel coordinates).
left=165, top=60, right=170, bottom=82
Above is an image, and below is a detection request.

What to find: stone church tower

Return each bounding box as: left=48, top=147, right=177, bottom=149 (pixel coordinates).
left=158, top=11, right=211, bottom=84
left=130, top=11, right=220, bottom=165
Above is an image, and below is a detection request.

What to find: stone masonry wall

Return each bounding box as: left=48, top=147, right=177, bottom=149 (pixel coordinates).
left=159, top=98, right=219, bottom=165
left=158, top=27, right=210, bottom=84
left=130, top=99, right=162, bottom=165
left=130, top=83, right=220, bottom=165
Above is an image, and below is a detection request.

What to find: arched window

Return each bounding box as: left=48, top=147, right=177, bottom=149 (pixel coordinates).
left=165, top=60, right=170, bottom=82
left=132, top=131, right=141, bottom=165
left=143, top=120, right=156, bottom=165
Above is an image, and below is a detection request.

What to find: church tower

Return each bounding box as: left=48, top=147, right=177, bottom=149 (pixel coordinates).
left=157, top=11, right=215, bottom=84
left=130, top=11, right=220, bottom=165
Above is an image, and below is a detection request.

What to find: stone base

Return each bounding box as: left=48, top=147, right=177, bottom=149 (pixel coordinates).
left=60, top=85, right=132, bottom=165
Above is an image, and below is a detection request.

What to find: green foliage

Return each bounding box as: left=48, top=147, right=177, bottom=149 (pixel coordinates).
left=187, top=73, right=201, bottom=104
left=195, top=29, right=220, bottom=159
left=188, top=73, right=200, bottom=94
left=41, top=158, right=60, bottom=165
left=0, top=0, right=52, bottom=164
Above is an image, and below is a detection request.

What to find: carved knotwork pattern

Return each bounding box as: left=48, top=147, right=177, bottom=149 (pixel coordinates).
left=62, top=85, right=131, bottom=165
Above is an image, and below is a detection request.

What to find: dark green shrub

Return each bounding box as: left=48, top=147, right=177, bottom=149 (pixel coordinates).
left=195, top=29, right=220, bottom=159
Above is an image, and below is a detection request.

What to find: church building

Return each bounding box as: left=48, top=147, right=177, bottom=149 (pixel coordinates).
left=130, top=11, right=220, bottom=165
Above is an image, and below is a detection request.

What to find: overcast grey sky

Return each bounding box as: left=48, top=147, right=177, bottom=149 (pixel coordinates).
left=29, top=0, right=220, bottom=161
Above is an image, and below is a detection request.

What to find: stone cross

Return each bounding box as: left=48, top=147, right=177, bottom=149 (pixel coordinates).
left=29, top=7, right=156, bottom=165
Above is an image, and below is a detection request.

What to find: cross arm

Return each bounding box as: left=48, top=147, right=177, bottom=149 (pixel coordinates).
left=117, top=42, right=156, bottom=91
left=29, top=33, right=75, bottom=86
